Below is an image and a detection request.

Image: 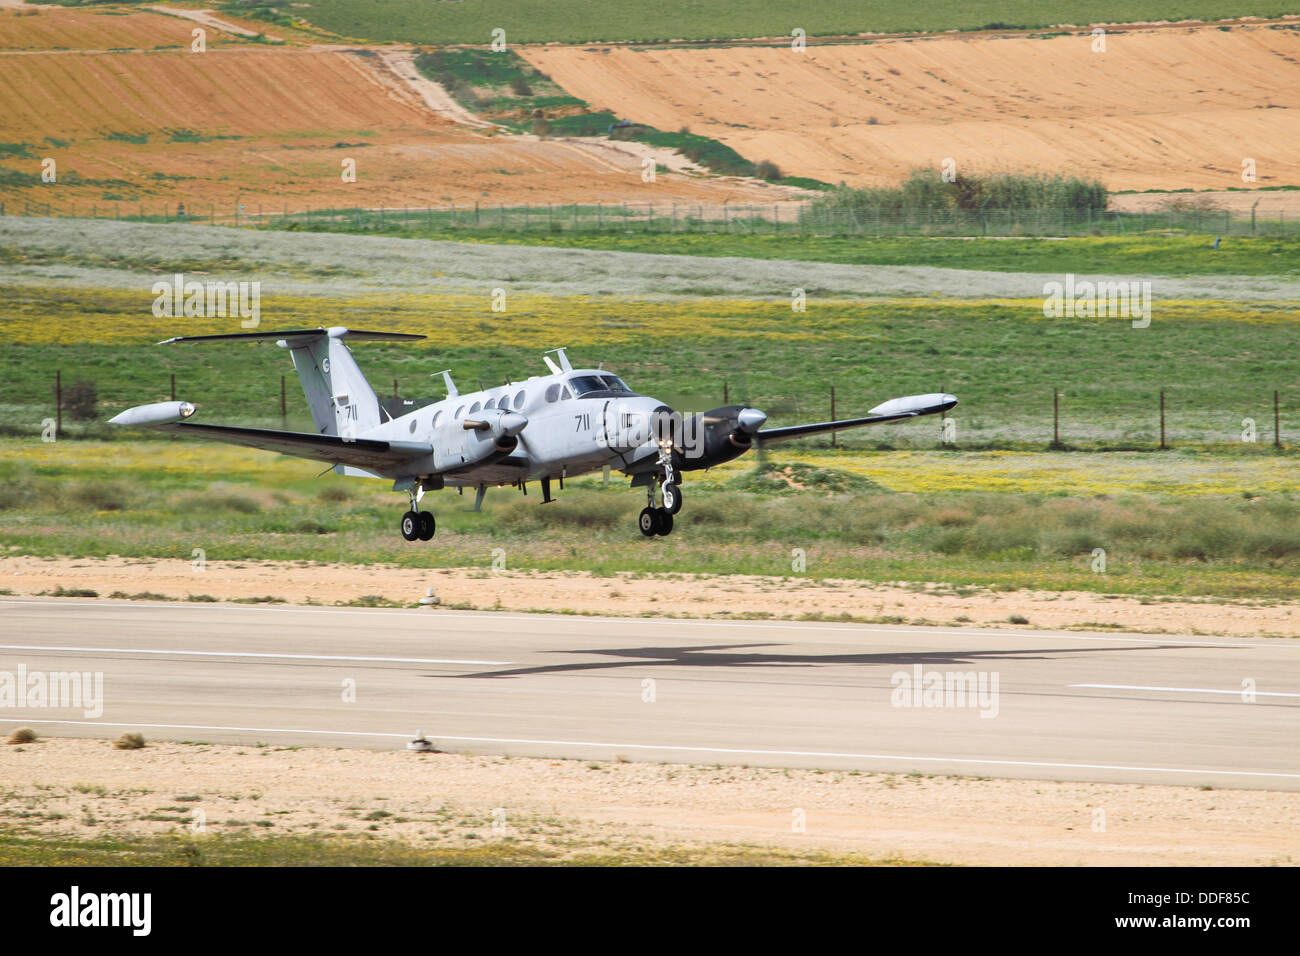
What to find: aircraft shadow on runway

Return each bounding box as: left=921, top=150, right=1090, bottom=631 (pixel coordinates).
left=444, top=641, right=1187, bottom=680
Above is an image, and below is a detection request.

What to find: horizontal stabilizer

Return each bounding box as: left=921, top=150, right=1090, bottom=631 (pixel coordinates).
left=158, top=327, right=426, bottom=345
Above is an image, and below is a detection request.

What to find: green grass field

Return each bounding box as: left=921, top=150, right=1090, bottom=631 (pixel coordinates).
left=268, top=0, right=1296, bottom=44
left=1, top=221, right=1294, bottom=602
left=2, top=440, right=1296, bottom=599
left=2, top=282, right=1294, bottom=447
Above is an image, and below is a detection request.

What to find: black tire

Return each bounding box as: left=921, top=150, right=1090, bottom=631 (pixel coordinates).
left=638, top=507, right=657, bottom=537
left=400, top=510, right=419, bottom=541
left=661, top=481, right=682, bottom=515
left=417, top=511, right=436, bottom=541
left=654, top=507, right=673, bottom=536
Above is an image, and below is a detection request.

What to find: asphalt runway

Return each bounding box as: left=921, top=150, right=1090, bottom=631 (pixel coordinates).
left=2, top=599, right=1298, bottom=789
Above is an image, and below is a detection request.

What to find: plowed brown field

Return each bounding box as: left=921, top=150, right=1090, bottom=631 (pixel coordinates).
left=521, top=24, right=1300, bottom=192
left=0, top=8, right=791, bottom=212
left=0, top=6, right=224, bottom=51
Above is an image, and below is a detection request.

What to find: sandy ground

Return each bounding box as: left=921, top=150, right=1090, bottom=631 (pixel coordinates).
left=2, top=556, right=1295, bottom=637
left=0, top=737, right=1295, bottom=865
left=5, top=219, right=1297, bottom=303
left=522, top=23, right=1300, bottom=193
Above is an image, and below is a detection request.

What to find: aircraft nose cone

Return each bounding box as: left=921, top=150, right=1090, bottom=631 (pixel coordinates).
left=498, top=412, right=528, bottom=437
left=737, top=407, right=767, bottom=433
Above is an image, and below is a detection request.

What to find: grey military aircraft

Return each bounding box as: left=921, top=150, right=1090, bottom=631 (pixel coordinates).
left=109, top=327, right=958, bottom=538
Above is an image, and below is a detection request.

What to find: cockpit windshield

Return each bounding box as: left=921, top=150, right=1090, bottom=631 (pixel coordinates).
left=569, top=374, right=631, bottom=395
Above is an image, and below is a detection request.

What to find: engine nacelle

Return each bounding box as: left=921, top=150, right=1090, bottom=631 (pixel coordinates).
left=429, top=408, right=524, bottom=473
left=676, top=404, right=766, bottom=471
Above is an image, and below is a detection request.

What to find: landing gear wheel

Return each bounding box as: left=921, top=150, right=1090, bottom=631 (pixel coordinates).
left=400, top=510, right=419, bottom=541
left=661, top=481, right=682, bottom=515
left=638, top=507, right=657, bottom=537
left=654, top=507, right=674, bottom=536
left=417, top=511, right=436, bottom=541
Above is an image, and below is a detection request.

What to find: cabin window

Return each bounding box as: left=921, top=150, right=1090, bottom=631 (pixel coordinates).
left=514, top=389, right=526, bottom=408
left=408, top=419, right=416, bottom=433
left=469, top=402, right=481, bottom=414
left=485, top=398, right=496, bottom=410
left=432, top=410, right=443, bottom=428
left=455, top=405, right=465, bottom=419
left=561, top=386, right=572, bottom=400
left=545, top=383, right=561, bottom=403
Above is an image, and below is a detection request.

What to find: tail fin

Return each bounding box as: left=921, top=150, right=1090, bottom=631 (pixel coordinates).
left=160, top=327, right=426, bottom=438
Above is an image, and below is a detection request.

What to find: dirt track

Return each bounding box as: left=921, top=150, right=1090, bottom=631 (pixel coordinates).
left=3, top=556, right=1295, bottom=637
left=522, top=23, right=1300, bottom=192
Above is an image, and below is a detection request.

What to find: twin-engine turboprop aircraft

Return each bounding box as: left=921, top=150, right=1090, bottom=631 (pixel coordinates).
left=110, top=327, right=957, bottom=538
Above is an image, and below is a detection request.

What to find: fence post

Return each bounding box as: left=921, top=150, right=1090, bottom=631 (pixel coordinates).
left=1159, top=389, right=1166, bottom=449
left=940, top=382, right=946, bottom=443
left=830, top=386, right=836, bottom=448
left=723, top=381, right=728, bottom=404
left=393, top=378, right=399, bottom=398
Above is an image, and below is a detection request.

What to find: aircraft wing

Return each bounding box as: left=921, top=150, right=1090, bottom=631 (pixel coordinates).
left=156, top=422, right=432, bottom=471
left=756, top=393, right=958, bottom=443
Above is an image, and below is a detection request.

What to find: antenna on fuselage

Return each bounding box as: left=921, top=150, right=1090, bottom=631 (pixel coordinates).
left=432, top=369, right=459, bottom=398
left=543, top=347, right=572, bottom=374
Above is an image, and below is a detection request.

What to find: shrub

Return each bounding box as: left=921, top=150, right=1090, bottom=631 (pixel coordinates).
left=74, top=479, right=130, bottom=511
left=7, top=728, right=37, bottom=745
left=114, top=732, right=146, bottom=750
left=64, top=380, right=99, bottom=420
left=808, top=168, right=1109, bottom=220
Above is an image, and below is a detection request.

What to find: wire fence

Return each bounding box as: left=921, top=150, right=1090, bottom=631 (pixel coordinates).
left=3, top=198, right=1298, bottom=237
left=19, top=371, right=1293, bottom=451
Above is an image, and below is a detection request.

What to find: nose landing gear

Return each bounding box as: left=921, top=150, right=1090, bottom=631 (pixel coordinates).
left=638, top=448, right=681, bottom=537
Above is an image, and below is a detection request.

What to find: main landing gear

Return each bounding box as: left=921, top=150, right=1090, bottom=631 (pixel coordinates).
left=399, top=485, right=435, bottom=541
left=638, top=447, right=683, bottom=538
